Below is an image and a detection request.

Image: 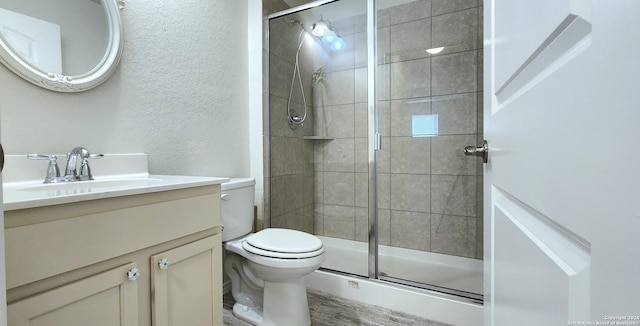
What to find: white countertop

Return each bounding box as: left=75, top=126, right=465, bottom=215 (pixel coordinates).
left=3, top=174, right=228, bottom=211
left=2, top=154, right=229, bottom=211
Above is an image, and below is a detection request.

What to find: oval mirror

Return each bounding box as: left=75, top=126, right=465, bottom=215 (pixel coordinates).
left=0, top=0, right=124, bottom=92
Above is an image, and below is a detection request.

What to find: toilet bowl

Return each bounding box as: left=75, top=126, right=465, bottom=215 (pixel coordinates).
left=221, top=178, right=325, bottom=326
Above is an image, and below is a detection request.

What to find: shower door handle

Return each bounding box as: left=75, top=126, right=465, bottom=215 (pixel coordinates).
left=464, top=140, right=488, bottom=163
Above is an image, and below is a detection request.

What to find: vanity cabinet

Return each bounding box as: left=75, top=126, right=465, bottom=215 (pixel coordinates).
left=4, top=185, right=224, bottom=326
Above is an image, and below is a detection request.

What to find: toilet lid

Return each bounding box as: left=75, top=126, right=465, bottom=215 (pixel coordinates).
left=245, top=228, right=323, bottom=254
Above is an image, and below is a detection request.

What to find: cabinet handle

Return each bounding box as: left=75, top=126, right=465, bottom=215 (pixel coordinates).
left=127, top=267, right=141, bottom=281
left=158, top=258, right=171, bottom=270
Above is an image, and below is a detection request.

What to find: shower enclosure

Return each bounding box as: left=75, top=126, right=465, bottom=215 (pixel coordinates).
left=266, top=0, right=483, bottom=301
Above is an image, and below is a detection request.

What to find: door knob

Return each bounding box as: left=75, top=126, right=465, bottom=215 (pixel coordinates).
left=464, top=140, right=488, bottom=163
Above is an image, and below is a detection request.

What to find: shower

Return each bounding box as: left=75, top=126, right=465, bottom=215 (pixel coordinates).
left=286, top=22, right=308, bottom=130
left=267, top=0, right=484, bottom=304
left=286, top=18, right=344, bottom=131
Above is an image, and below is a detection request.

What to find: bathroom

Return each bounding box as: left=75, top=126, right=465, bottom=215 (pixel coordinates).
left=0, top=0, right=638, bottom=326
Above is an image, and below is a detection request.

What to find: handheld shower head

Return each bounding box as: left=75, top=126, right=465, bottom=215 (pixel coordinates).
left=286, top=28, right=309, bottom=131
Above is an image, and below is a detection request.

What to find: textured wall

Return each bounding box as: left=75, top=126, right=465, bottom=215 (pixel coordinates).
left=0, top=0, right=250, bottom=177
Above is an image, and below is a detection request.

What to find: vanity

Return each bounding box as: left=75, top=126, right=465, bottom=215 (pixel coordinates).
left=2, top=154, right=227, bottom=326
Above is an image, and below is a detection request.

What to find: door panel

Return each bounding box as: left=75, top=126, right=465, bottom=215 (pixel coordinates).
left=493, top=188, right=589, bottom=325
left=150, top=235, right=222, bottom=326
left=376, top=0, right=484, bottom=297
left=494, top=0, right=591, bottom=93
left=486, top=0, right=640, bottom=324
left=7, top=263, right=139, bottom=326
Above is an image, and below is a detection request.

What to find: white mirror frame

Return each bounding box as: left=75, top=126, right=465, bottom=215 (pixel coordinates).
left=0, top=0, right=125, bottom=92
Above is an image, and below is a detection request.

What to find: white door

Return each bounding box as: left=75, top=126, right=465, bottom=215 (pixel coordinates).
left=484, top=1, right=640, bottom=325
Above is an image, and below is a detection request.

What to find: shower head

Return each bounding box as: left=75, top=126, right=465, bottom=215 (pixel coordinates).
left=289, top=18, right=312, bottom=38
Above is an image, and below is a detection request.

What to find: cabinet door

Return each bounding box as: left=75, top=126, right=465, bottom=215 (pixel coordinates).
left=151, top=235, right=222, bottom=326
left=8, top=263, right=139, bottom=326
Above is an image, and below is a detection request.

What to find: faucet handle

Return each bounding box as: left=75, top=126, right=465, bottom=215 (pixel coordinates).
left=79, top=153, right=104, bottom=180
left=27, top=153, right=56, bottom=160
left=27, top=154, right=62, bottom=183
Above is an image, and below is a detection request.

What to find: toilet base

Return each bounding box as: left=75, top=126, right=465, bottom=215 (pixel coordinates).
left=232, top=277, right=312, bottom=326
left=233, top=303, right=263, bottom=325
left=261, top=277, right=311, bottom=326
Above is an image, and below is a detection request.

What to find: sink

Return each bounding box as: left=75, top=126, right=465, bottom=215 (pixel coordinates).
left=2, top=153, right=229, bottom=211
left=4, top=174, right=227, bottom=211
left=17, top=178, right=163, bottom=192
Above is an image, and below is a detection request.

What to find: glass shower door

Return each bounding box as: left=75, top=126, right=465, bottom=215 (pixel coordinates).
left=267, top=0, right=484, bottom=301
left=267, top=0, right=370, bottom=278
left=375, top=0, right=483, bottom=298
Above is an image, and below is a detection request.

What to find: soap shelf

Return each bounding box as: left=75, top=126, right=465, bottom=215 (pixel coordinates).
left=303, top=136, right=334, bottom=140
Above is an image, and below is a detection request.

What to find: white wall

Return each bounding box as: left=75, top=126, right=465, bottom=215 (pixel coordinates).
left=248, top=0, right=265, bottom=226
left=0, top=0, right=251, bottom=178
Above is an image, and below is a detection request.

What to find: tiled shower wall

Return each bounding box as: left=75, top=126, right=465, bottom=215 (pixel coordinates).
left=267, top=0, right=483, bottom=260
left=313, top=0, right=483, bottom=259
left=266, top=7, right=318, bottom=234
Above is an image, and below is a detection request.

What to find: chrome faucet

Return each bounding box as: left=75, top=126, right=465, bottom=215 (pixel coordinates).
left=64, top=147, right=103, bottom=181
left=27, top=147, right=103, bottom=183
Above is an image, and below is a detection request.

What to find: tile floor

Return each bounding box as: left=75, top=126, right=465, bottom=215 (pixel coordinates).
left=223, top=289, right=452, bottom=326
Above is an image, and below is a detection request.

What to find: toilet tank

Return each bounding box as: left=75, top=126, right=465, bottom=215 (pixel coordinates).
left=221, top=178, right=256, bottom=242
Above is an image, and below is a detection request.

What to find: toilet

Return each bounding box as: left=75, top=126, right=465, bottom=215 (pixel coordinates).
left=221, top=178, right=325, bottom=326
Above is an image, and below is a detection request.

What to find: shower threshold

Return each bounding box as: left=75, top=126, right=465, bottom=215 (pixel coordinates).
left=317, top=236, right=483, bottom=296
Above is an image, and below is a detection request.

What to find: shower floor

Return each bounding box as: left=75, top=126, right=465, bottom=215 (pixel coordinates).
left=318, top=236, right=483, bottom=295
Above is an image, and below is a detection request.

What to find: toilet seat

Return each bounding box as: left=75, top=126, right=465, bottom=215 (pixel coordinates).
left=242, top=242, right=324, bottom=259
left=242, top=228, right=324, bottom=259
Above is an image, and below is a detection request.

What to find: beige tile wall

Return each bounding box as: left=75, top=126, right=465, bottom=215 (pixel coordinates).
left=267, top=12, right=316, bottom=234
left=267, top=0, right=483, bottom=259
